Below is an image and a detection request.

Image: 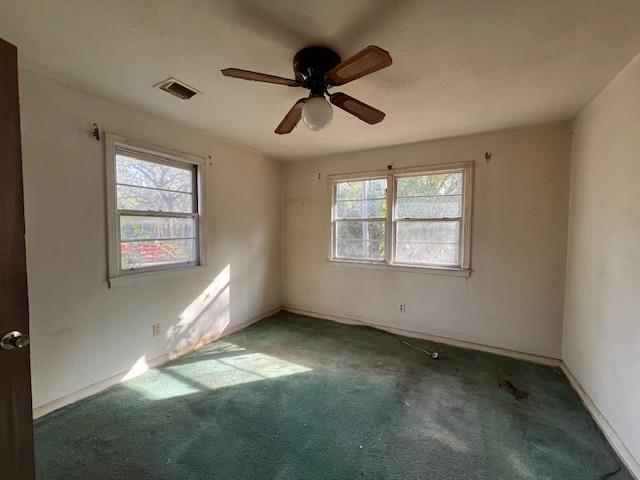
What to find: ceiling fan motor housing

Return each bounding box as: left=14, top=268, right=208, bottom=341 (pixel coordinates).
left=293, top=46, right=341, bottom=94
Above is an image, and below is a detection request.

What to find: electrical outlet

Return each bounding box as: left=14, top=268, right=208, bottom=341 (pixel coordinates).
left=152, top=324, right=161, bottom=337
left=399, top=303, right=406, bottom=313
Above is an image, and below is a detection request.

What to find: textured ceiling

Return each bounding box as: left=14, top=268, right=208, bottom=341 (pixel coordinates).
left=2, top=0, right=640, bottom=160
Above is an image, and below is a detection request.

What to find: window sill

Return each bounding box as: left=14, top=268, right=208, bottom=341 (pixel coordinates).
left=326, top=259, right=471, bottom=277
left=108, top=264, right=207, bottom=288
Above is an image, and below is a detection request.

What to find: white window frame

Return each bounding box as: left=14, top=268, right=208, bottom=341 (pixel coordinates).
left=331, top=174, right=389, bottom=264
left=329, top=162, right=473, bottom=275
left=105, top=133, right=207, bottom=281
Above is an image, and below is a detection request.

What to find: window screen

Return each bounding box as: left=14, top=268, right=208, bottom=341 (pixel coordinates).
left=333, top=178, right=387, bottom=262
left=394, top=172, right=463, bottom=266
left=115, top=150, right=199, bottom=271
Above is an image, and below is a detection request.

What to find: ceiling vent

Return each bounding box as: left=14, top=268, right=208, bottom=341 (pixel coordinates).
left=155, top=78, right=200, bottom=100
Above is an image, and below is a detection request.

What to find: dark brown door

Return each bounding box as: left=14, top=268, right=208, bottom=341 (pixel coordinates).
left=0, top=38, right=36, bottom=480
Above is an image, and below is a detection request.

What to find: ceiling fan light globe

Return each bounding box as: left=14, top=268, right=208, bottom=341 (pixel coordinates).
left=302, top=96, right=333, bottom=131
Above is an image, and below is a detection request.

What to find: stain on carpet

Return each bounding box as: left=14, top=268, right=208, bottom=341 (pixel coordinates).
left=498, top=379, right=529, bottom=401
left=34, top=312, right=632, bottom=480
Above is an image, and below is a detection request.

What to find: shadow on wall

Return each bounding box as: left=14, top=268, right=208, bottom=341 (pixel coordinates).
left=167, top=264, right=231, bottom=355
left=120, top=264, right=232, bottom=384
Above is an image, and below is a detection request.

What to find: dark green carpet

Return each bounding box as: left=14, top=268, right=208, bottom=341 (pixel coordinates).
left=35, top=312, right=630, bottom=479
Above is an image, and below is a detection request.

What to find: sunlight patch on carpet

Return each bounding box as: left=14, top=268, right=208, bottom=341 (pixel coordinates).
left=125, top=342, right=312, bottom=400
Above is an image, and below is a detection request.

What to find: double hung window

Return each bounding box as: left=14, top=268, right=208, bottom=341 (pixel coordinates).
left=331, top=163, right=472, bottom=273
left=106, top=134, right=205, bottom=279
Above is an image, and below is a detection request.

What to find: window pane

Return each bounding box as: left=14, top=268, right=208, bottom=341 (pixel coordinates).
left=396, top=195, right=461, bottom=218
left=336, top=199, right=386, bottom=219
left=396, top=173, right=462, bottom=197
left=335, top=178, right=387, bottom=219
left=395, top=221, right=460, bottom=265
left=335, top=220, right=385, bottom=261
left=336, top=178, right=387, bottom=200
left=116, top=154, right=192, bottom=192
left=396, top=172, right=463, bottom=218
left=117, top=185, right=193, bottom=213
left=121, top=239, right=196, bottom=270
left=120, top=216, right=195, bottom=241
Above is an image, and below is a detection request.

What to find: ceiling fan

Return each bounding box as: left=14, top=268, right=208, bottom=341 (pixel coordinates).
left=221, top=46, right=392, bottom=134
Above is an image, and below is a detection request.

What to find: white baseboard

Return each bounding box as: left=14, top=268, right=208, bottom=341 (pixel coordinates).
left=32, top=305, right=638, bottom=479
left=32, top=351, right=170, bottom=419
left=283, top=305, right=561, bottom=367
left=560, top=362, right=639, bottom=479
left=284, top=306, right=638, bottom=476
left=32, top=306, right=281, bottom=419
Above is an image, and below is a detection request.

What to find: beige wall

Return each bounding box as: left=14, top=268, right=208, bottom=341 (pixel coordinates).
left=563, top=53, right=640, bottom=474
left=19, top=69, right=282, bottom=409
left=282, top=123, right=572, bottom=358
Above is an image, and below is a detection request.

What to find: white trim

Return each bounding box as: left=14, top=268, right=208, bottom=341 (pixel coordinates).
left=33, top=351, right=171, bottom=420
left=461, top=162, right=474, bottom=269
left=105, top=133, right=206, bottom=166
left=283, top=305, right=560, bottom=366
left=108, top=264, right=207, bottom=288
left=33, top=306, right=281, bottom=419
left=327, top=161, right=473, bottom=181
left=560, top=362, right=640, bottom=479
left=385, top=170, right=394, bottom=264
left=326, top=258, right=471, bottom=277
left=328, top=171, right=392, bottom=182
left=105, top=133, right=119, bottom=278
left=104, top=132, right=207, bottom=281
